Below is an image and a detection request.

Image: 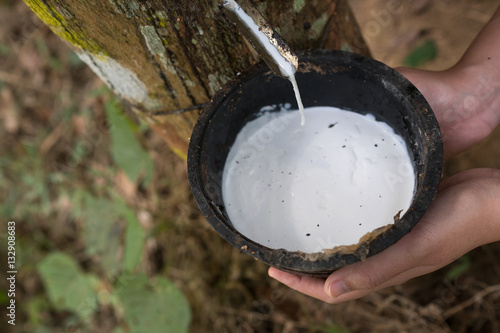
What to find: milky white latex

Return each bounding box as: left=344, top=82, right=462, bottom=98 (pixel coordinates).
left=223, top=0, right=306, bottom=125
left=222, top=106, right=415, bottom=252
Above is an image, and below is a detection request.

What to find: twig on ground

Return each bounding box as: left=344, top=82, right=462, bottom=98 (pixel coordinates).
left=443, top=284, right=500, bottom=318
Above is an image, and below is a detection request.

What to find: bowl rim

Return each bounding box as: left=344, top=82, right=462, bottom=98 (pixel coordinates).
left=187, top=49, right=443, bottom=277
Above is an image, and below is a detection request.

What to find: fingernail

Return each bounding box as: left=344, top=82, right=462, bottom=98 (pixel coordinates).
left=327, top=281, right=349, bottom=298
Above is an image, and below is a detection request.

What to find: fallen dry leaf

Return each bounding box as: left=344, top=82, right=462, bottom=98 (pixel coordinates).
left=115, top=169, right=137, bottom=201
left=0, top=87, right=19, bottom=133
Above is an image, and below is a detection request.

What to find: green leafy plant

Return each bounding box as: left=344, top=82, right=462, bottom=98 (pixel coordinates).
left=0, top=42, right=10, bottom=56
left=74, top=192, right=146, bottom=277
left=446, top=255, right=471, bottom=281
left=403, top=39, right=438, bottom=68
left=38, top=252, right=99, bottom=321
left=122, top=206, right=146, bottom=272
left=105, top=97, right=154, bottom=185
left=116, top=273, right=191, bottom=333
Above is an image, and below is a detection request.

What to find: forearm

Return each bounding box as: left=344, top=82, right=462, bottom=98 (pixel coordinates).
left=457, top=5, right=500, bottom=70
left=451, top=5, right=500, bottom=130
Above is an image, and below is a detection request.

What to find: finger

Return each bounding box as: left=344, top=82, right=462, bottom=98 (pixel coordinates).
left=327, top=263, right=439, bottom=303
left=268, top=267, right=333, bottom=303
left=269, top=262, right=438, bottom=304
left=439, top=168, right=500, bottom=193
left=324, top=222, right=433, bottom=299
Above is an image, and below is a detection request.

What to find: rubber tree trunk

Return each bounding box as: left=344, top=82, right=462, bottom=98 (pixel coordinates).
left=23, top=0, right=369, bottom=159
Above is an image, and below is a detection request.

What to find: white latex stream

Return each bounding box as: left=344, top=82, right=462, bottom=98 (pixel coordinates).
left=223, top=0, right=306, bottom=125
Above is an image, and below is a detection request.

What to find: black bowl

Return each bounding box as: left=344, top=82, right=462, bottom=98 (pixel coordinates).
left=188, top=50, right=443, bottom=277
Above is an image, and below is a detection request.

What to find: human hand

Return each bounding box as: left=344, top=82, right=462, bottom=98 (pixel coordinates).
left=395, top=3, right=500, bottom=158
left=269, top=5, right=500, bottom=304
left=396, top=66, right=500, bottom=159
left=269, top=168, right=500, bottom=303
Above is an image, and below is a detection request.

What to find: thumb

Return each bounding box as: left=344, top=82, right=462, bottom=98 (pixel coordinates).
left=323, top=227, right=437, bottom=300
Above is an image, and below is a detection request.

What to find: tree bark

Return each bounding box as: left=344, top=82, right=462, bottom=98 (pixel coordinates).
left=23, top=0, right=369, bottom=159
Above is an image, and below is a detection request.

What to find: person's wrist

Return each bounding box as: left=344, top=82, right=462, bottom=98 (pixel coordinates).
left=449, top=59, right=500, bottom=130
